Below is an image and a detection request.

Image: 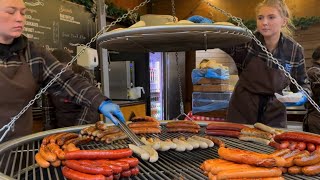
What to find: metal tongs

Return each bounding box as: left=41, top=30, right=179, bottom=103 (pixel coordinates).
left=105, top=113, right=143, bottom=146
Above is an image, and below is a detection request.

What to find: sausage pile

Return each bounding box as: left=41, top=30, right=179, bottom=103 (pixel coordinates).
left=128, top=116, right=161, bottom=134
left=35, top=132, right=91, bottom=168
left=273, top=131, right=320, bottom=152
left=63, top=148, right=140, bottom=180
left=205, top=122, right=247, bottom=138
left=166, top=120, right=200, bottom=133
left=80, top=121, right=127, bottom=143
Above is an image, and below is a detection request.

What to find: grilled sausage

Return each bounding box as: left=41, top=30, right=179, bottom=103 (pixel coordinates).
left=302, top=162, right=320, bottom=176
left=288, top=166, right=302, bottom=175
left=167, top=128, right=199, bottom=133
left=128, top=144, right=150, bottom=161
left=39, top=146, right=57, bottom=162
left=118, top=158, right=139, bottom=168
left=279, top=141, right=290, bottom=149
left=121, top=169, right=131, bottom=177
left=288, top=142, right=298, bottom=151
left=296, top=142, right=307, bottom=151
left=62, top=166, right=106, bottom=180
left=140, top=145, right=159, bottom=162
left=206, top=122, right=247, bottom=131
left=65, top=149, right=133, bottom=160
left=241, top=127, right=273, bottom=140
left=80, top=126, right=96, bottom=135
left=218, top=147, right=286, bottom=167
left=46, top=143, right=65, bottom=160
left=130, top=166, right=139, bottom=176
left=216, top=167, right=282, bottom=179
left=65, top=160, right=113, bottom=176
left=128, top=121, right=160, bottom=128
left=101, top=131, right=127, bottom=144
left=192, top=135, right=214, bottom=147
left=131, top=116, right=157, bottom=122
left=131, top=127, right=161, bottom=134
left=57, top=133, right=79, bottom=146
left=50, top=159, right=61, bottom=167
left=49, top=133, right=68, bottom=144
left=166, top=121, right=200, bottom=129
left=269, top=149, right=291, bottom=157
left=254, top=123, right=276, bottom=134
left=204, top=136, right=225, bottom=147
left=293, top=151, right=320, bottom=166
left=65, top=143, right=80, bottom=152
left=274, top=132, right=320, bottom=145
left=205, top=130, right=240, bottom=138
left=92, top=160, right=123, bottom=174
left=307, top=143, right=316, bottom=152
left=35, top=153, right=50, bottom=168
left=238, top=135, right=271, bottom=145
left=96, top=126, right=120, bottom=138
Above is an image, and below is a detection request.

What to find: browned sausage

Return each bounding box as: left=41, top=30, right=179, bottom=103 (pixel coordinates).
left=218, top=147, right=286, bottom=167
left=288, top=142, right=298, bottom=151
left=167, top=128, right=199, bottom=133
left=46, top=143, right=65, bottom=160
left=293, top=151, right=320, bottom=166
left=128, top=121, right=160, bottom=128
left=65, top=143, right=80, bottom=152
left=65, top=149, right=133, bottom=160
left=302, top=162, right=320, bottom=176
left=269, top=141, right=281, bottom=149
left=96, top=126, right=120, bottom=138
left=42, top=134, right=55, bottom=145
left=80, top=126, right=96, bottom=135
left=49, top=133, right=68, bottom=144
left=279, top=141, right=290, bottom=149
left=296, top=142, right=307, bottom=151
left=131, top=127, right=161, bottom=134
left=101, top=132, right=128, bottom=144
left=274, top=132, right=320, bottom=145
left=269, top=149, right=291, bottom=157
left=166, top=121, right=200, bottom=129
left=288, top=166, right=302, bottom=175
left=204, top=135, right=225, bottom=147
left=307, top=143, right=316, bottom=152
left=39, top=146, right=57, bottom=162
left=35, top=153, right=50, bottom=168
left=62, top=166, right=106, bottom=180
left=206, top=122, right=247, bottom=131
left=241, top=127, right=273, bottom=140
left=57, top=133, right=79, bottom=146
left=206, top=130, right=240, bottom=138
left=216, top=167, right=282, bottom=179
left=131, top=116, right=157, bottom=122
left=50, top=159, right=61, bottom=167
left=118, top=158, right=139, bottom=167
left=65, top=160, right=113, bottom=176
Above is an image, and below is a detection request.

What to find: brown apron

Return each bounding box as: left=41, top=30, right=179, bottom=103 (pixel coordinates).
left=227, top=56, right=290, bottom=128
left=0, top=50, right=37, bottom=142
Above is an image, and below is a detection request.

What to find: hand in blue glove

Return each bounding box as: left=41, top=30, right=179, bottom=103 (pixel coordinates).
left=99, top=100, right=125, bottom=125
left=284, top=92, right=308, bottom=107
left=187, top=15, right=213, bottom=24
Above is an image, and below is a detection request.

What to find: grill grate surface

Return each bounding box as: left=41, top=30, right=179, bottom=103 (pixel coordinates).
left=0, top=126, right=319, bottom=180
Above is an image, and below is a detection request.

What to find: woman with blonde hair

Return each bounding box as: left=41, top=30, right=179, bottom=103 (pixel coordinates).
left=221, top=0, right=311, bottom=127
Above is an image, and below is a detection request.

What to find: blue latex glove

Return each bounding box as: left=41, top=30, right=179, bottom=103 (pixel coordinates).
left=284, top=92, right=308, bottom=107
left=187, top=15, right=213, bottom=24
left=99, top=100, right=125, bottom=125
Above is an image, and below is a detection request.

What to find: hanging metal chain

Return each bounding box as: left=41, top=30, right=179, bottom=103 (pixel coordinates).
left=203, top=0, right=320, bottom=113
left=0, top=0, right=151, bottom=142
left=170, top=0, right=192, bottom=120
left=171, top=0, right=177, bottom=23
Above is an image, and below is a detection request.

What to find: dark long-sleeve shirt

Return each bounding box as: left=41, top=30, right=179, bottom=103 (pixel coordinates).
left=223, top=32, right=311, bottom=95
left=0, top=35, right=106, bottom=121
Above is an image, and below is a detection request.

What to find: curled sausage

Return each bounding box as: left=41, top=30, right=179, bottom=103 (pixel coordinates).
left=39, top=146, right=57, bottom=162
left=293, top=151, right=320, bottom=166
left=35, top=153, right=50, bottom=168
left=302, top=162, right=320, bottom=176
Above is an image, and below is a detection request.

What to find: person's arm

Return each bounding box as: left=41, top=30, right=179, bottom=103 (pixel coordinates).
left=220, top=43, right=249, bottom=73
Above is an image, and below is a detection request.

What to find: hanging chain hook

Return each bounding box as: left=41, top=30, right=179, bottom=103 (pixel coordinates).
left=170, top=0, right=193, bottom=120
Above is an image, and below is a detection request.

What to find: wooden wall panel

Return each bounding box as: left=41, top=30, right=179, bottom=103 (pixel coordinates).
left=150, top=0, right=320, bottom=22
left=294, top=24, right=320, bottom=68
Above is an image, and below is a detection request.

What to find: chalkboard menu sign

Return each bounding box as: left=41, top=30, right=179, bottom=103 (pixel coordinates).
left=23, top=0, right=97, bottom=56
